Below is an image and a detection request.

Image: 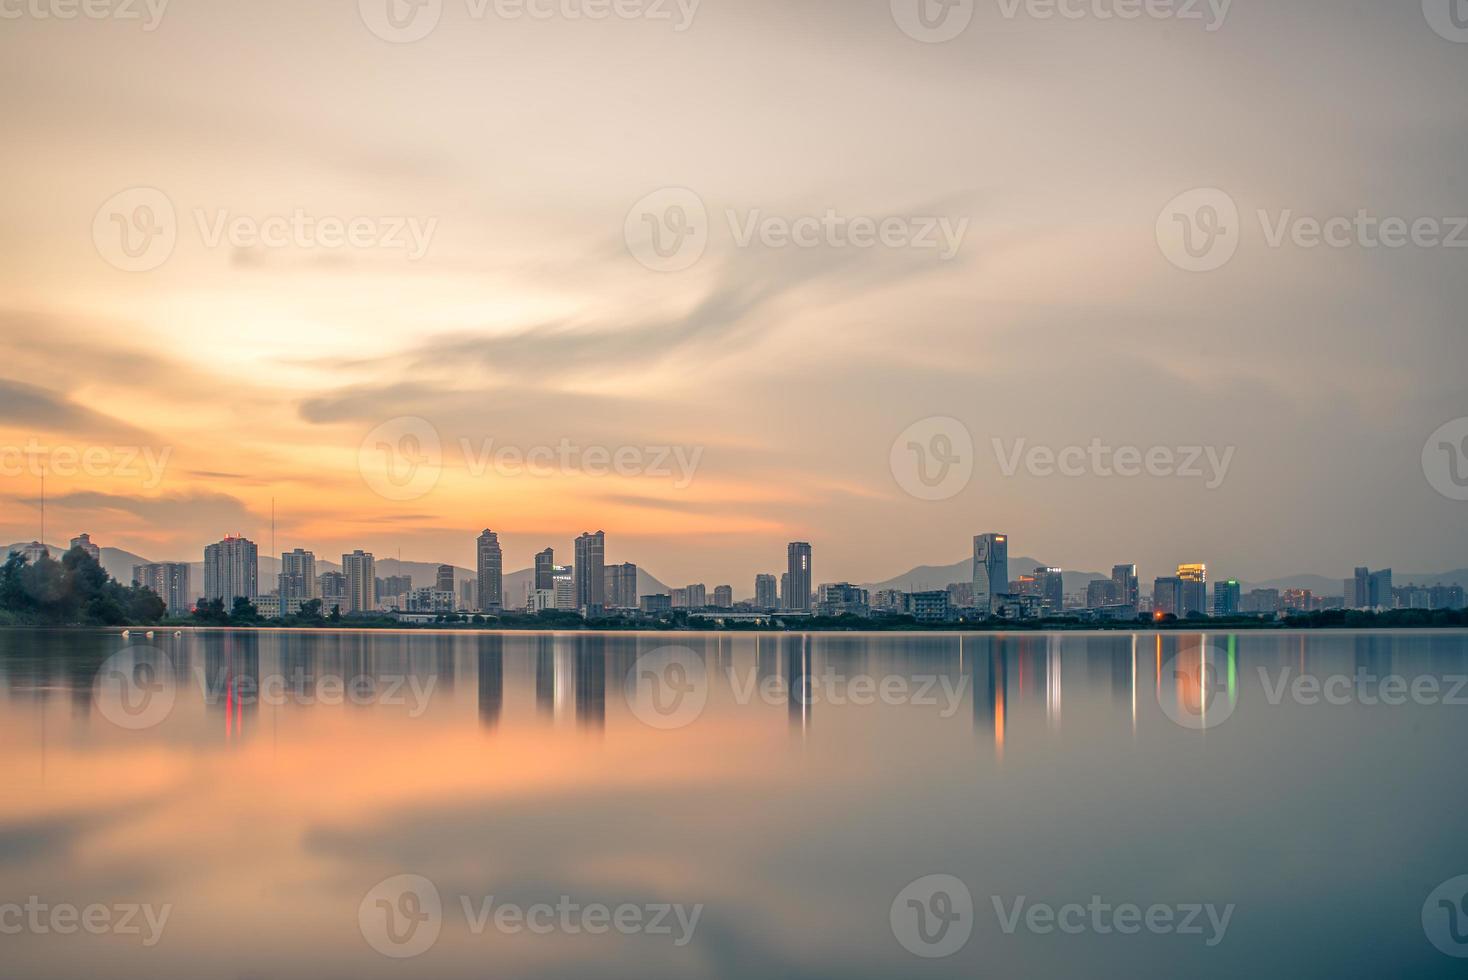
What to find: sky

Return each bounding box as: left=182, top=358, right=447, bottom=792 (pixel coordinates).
left=1, top=0, right=1466, bottom=587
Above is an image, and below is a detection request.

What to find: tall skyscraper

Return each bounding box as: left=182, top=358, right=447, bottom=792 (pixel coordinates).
left=1033, top=566, right=1064, bottom=612
left=133, top=562, right=191, bottom=615
left=972, top=533, right=1008, bottom=616
left=341, top=550, right=376, bottom=613
left=1368, top=568, right=1393, bottom=609
left=477, top=529, right=503, bottom=613
left=713, top=585, right=733, bottom=608
left=1153, top=576, right=1182, bottom=617
left=435, top=563, right=455, bottom=594
left=70, top=533, right=100, bottom=562
left=779, top=571, right=791, bottom=609
left=1111, top=564, right=1139, bottom=611
left=605, top=562, right=637, bottom=609
left=459, top=577, right=477, bottom=611
left=204, top=535, right=258, bottom=606
left=574, top=531, right=605, bottom=616
left=1213, top=579, right=1241, bottom=617
left=280, top=548, right=317, bottom=607
left=684, top=583, right=707, bottom=609
left=1178, top=563, right=1208, bottom=617
left=1347, top=566, right=1370, bottom=609
left=785, top=542, right=812, bottom=611
left=534, top=548, right=555, bottom=592
left=755, top=573, right=777, bottom=610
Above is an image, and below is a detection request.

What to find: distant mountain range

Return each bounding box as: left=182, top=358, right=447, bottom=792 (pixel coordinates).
left=861, top=556, right=1468, bottom=597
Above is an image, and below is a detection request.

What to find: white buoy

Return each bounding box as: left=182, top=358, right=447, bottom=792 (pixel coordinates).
left=174, top=631, right=182, bottom=637
left=145, top=631, right=155, bottom=639
left=121, top=629, right=130, bottom=637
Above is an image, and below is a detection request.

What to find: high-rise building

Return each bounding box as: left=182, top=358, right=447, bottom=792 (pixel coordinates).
left=341, top=550, right=376, bottom=613
left=972, top=533, right=1008, bottom=616
left=605, top=562, right=638, bottom=609
left=318, top=571, right=347, bottom=613
left=1213, top=579, right=1241, bottom=617
left=280, top=548, right=317, bottom=606
left=574, top=531, right=605, bottom=616
left=553, top=567, right=575, bottom=611
left=204, top=535, right=258, bottom=606
left=1178, top=563, right=1208, bottom=617
left=712, top=585, right=733, bottom=609
left=382, top=575, right=413, bottom=600
left=754, top=574, right=778, bottom=610
left=1153, top=576, right=1182, bottom=617
left=459, top=577, right=477, bottom=611
left=133, top=562, right=191, bottom=615
left=816, top=583, right=869, bottom=617
left=435, top=564, right=455, bottom=594
left=1243, top=588, right=1281, bottom=614
left=1368, top=569, right=1393, bottom=610
left=476, top=529, right=503, bottom=613
left=70, top=533, right=100, bottom=562
left=15, top=541, right=48, bottom=565
left=785, top=542, right=812, bottom=611
left=1346, top=567, right=1370, bottom=609
left=1032, top=566, right=1064, bottom=612
left=1086, top=579, right=1120, bottom=608
left=779, top=572, right=791, bottom=609
left=534, top=548, right=555, bottom=592
left=1111, top=564, right=1139, bottom=611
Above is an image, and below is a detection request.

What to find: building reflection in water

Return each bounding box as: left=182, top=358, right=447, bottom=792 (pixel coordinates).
left=784, top=634, right=811, bottom=735
left=477, top=636, right=503, bottom=729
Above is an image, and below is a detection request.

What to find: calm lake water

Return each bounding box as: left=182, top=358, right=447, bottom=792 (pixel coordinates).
left=3, top=628, right=1468, bottom=978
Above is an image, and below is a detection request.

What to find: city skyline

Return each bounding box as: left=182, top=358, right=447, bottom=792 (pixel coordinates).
left=3, top=5, right=1467, bottom=588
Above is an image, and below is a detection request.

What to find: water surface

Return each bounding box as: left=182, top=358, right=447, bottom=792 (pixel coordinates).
left=2, top=628, right=1467, bottom=978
